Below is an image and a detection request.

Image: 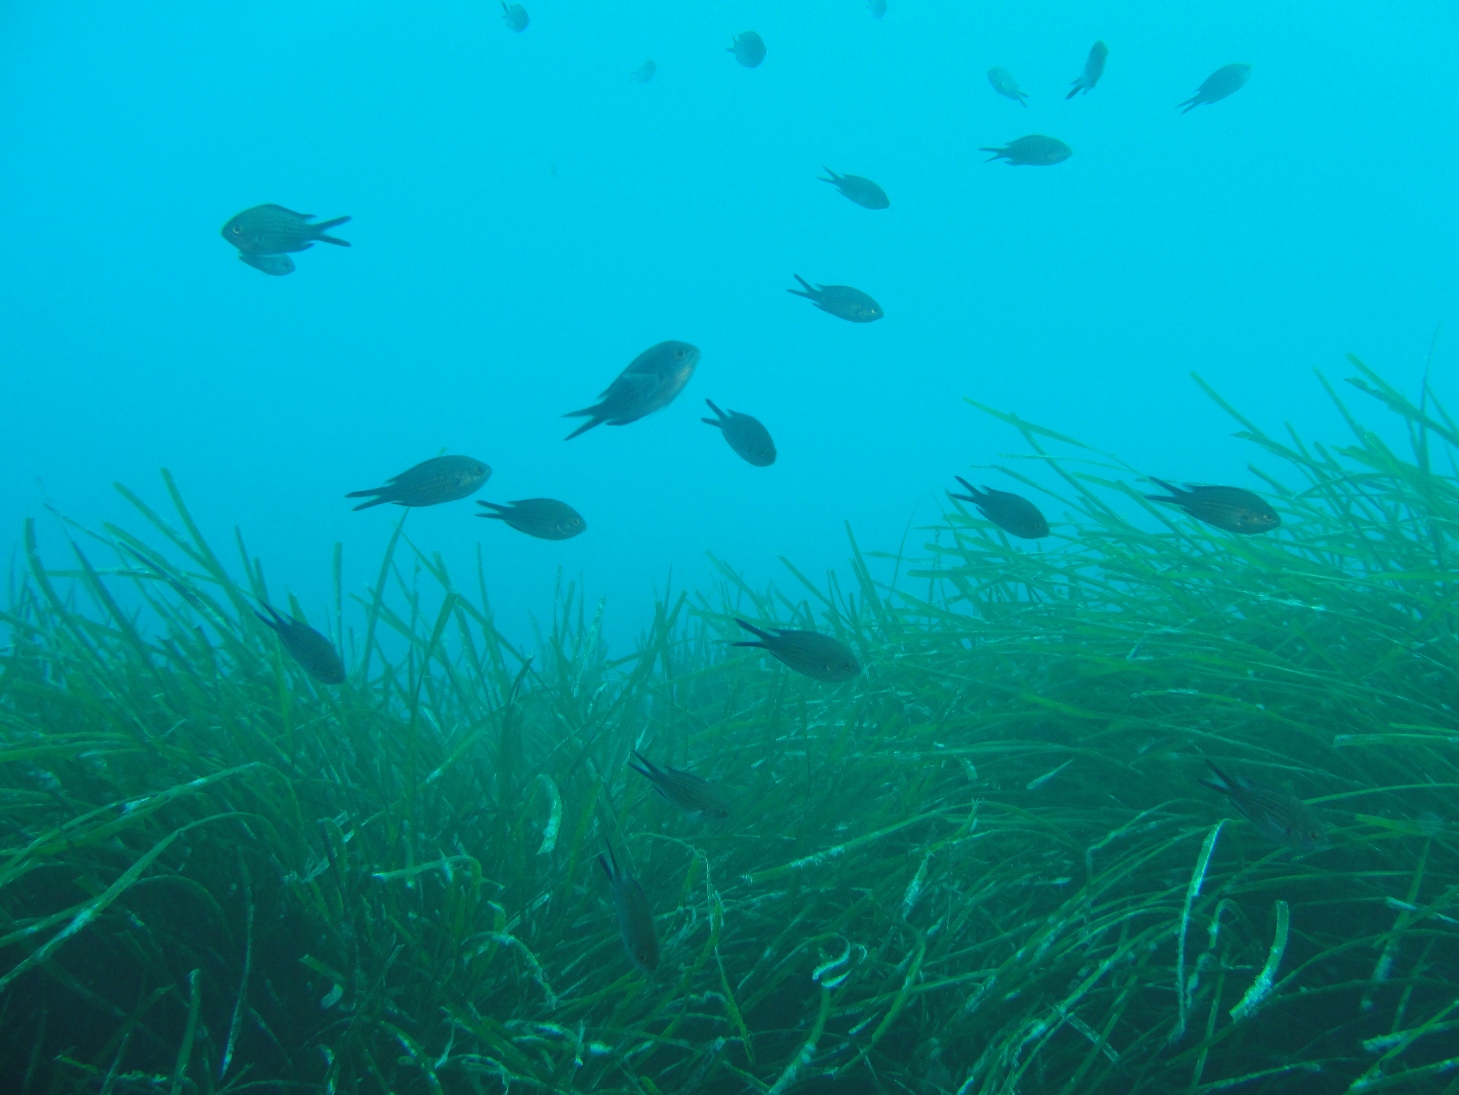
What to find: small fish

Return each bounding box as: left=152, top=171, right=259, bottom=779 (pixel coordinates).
left=501, top=3, right=529, bottom=32
left=256, top=603, right=346, bottom=685
left=868, top=0, right=886, bottom=17
left=787, top=276, right=883, bottom=323
left=222, top=205, right=351, bottom=255
left=1200, top=761, right=1324, bottom=851
left=564, top=341, right=700, bottom=439
left=987, top=67, right=1029, bottom=106
left=1179, top=63, right=1251, bottom=113
left=949, top=477, right=1049, bottom=539
left=729, top=31, right=766, bottom=68
left=239, top=252, right=295, bottom=277
left=1066, top=40, right=1108, bottom=99
left=733, top=619, right=861, bottom=682
left=628, top=751, right=731, bottom=819
left=819, top=168, right=889, bottom=210
left=347, top=455, right=491, bottom=511
left=981, top=135, right=1072, bottom=166
left=476, top=498, right=586, bottom=540
left=630, top=60, right=656, bottom=83
left=599, top=849, right=660, bottom=972
left=1145, top=479, right=1279, bottom=534
left=703, top=400, right=776, bottom=466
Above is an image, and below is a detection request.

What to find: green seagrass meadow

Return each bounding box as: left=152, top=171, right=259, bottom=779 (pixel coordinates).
left=3, top=360, right=1459, bottom=1094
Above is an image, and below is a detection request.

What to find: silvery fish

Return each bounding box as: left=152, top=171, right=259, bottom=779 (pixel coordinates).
left=239, top=252, right=295, bottom=277
left=1066, top=40, right=1108, bottom=98
left=476, top=498, right=585, bottom=540
left=221, top=205, right=351, bottom=255
left=733, top=619, right=862, bottom=682
left=501, top=3, right=529, bottom=32
left=1201, top=762, right=1324, bottom=851
left=1145, top=479, right=1279, bottom=534
left=703, top=400, right=776, bottom=467
left=787, top=276, right=883, bottom=323
left=819, top=168, right=890, bottom=210
left=564, top=340, right=700, bottom=439
left=256, top=603, right=346, bottom=685
left=628, top=751, right=731, bottom=820
left=1180, top=64, right=1251, bottom=113
left=987, top=67, right=1029, bottom=106
left=599, top=849, right=660, bottom=972
left=347, top=455, right=491, bottom=511
left=981, top=135, right=1072, bottom=166
left=949, top=477, right=1049, bottom=539
left=729, top=31, right=766, bottom=68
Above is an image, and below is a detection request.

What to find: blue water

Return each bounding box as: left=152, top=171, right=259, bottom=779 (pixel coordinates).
left=1, top=0, right=1454, bottom=641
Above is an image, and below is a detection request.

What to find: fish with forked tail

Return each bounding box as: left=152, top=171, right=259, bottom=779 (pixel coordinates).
left=347, top=456, right=491, bottom=511
left=256, top=603, right=346, bottom=684
left=564, top=341, right=699, bottom=439
left=222, top=205, right=351, bottom=255
left=733, top=619, right=861, bottom=681
left=599, top=849, right=660, bottom=972
left=1145, top=479, right=1279, bottom=534
left=1200, top=761, right=1324, bottom=850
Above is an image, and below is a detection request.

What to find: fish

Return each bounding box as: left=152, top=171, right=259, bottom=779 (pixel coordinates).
left=501, top=3, right=529, bottom=31
left=1200, top=761, right=1324, bottom=851
left=868, top=0, right=886, bottom=17
left=256, top=603, right=346, bottom=685
left=949, top=477, right=1049, bottom=539
left=732, top=619, right=861, bottom=682
left=987, top=67, right=1029, bottom=106
left=630, top=60, right=656, bottom=83
left=476, top=498, right=586, bottom=540
left=1066, top=40, right=1108, bottom=98
left=346, top=455, right=491, bottom=511
left=564, top=340, right=700, bottom=440
left=729, top=31, right=766, bottom=68
left=628, top=751, right=731, bottom=820
left=1145, top=479, right=1279, bottom=534
left=221, top=205, right=351, bottom=255
left=239, top=252, right=295, bottom=277
left=787, top=276, right=883, bottom=323
left=819, top=168, right=890, bottom=210
left=703, top=400, right=776, bottom=467
left=599, top=849, right=660, bottom=972
left=1179, top=64, right=1252, bottom=113
left=980, top=135, right=1072, bottom=166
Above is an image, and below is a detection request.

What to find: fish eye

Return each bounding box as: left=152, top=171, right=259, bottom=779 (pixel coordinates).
left=231, top=225, right=242, bottom=234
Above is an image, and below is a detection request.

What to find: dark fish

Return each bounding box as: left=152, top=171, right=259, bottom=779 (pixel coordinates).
left=628, top=751, right=731, bottom=820
left=949, top=477, right=1049, bottom=539
left=1066, top=40, right=1108, bottom=98
left=733, top=619, right=861, bottom=682
left=630, top=60, right=656, bottom=83
left=256, top=603, right=346, bottom=685
left=819, top=168, right=889, bottom=210
left=729, top=31, right=766, bottom=68
left=476, top=498, right=586, bottom=540
left=1201, top=761, right=1324, bottom=851
left=347, top=455, right=491, bottom=511
left=703, top=400, right=776, bottom=467
left=1145, top=479, right=1279, bottom=534
left=564, top=340, right=700, bottom=439
left=981, top=135, right=1072, bottom=166
left=868, top=0, right=886, bottom=17
left=501, top=3, right=529, bottom=31
left=1179, top=64, right=1251, bottom=113
left=221, top=205, right=351, bottom=255
left=239, top=252, right=295, bottom=277
left=787, top=276, right=883, bottom=323
left=599, top=849, right=660, bottom=972
left=987, top=67, right=1029, bottom=106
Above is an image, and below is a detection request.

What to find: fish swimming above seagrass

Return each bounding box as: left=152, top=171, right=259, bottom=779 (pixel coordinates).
left=729, top=31, right=766, bottom=68
left=256, top=603, right=346, bottom=685
left=476, top=498, right=586, bottom=540
left=987, top=67, right=1029, bottom=106
left=347, top=455, right=491, bottom=511
left=1145, top=479, right=1279, bottom=534
left=703, top=400, right=776, bottom=466
left=501, top=3, right=529, bottom=31
left=1200, top=761, right=1324, bottom=851
left=787, top=276, right=883, bottom=322
left=222, top=205, right=351, bottom=255
left=1179, top=64, right=1251, bottom=113
left=599, top=849, right=660, bottom=972
left=819, top=168, right=890, bottom=210
left=564, top=340, right=700, bottom=439
left=628, top=751, right=731, bottom=820
left=949, top=477, right=1049, bottom=539
left=981, top=135, right=1072, bottom=166
left=1066, top=40, right=1108, bottom=98
left=733, top=619, right=862, bottom=682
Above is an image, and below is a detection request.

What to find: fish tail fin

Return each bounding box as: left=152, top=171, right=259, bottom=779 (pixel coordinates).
left=1178, top=97, right=1199, bottom=114
left=628, top=750, right=656, bottom=778
left=787, top=274, right=814, bottom=299
left=978, top=147, right=1004, bottom=162
left=597, top=851, right=616, bottom=881
left=255, top=602, right=285, bottom=633
left=346, top=488, right=387, bottom=510
left=1144, top=477, right=1185, bottom=503
left=1065, top=80, right=1083, bottom=100
left=733, top=618, right=772, bottom=645
left=1200, top=760, right=1236, bottom=795
left=563, top=407, right=605, bottom=440
left=951, top=476, right=985, bottom=502
left=818, top=167, right=838, bottom=183
left=702, top=398, right=725, bottom=425
left=476, top=501, right=508, bottom=519
left=313, top=216, right=352, bottom=246
left=1018, top=96, right=1028, bottom=107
